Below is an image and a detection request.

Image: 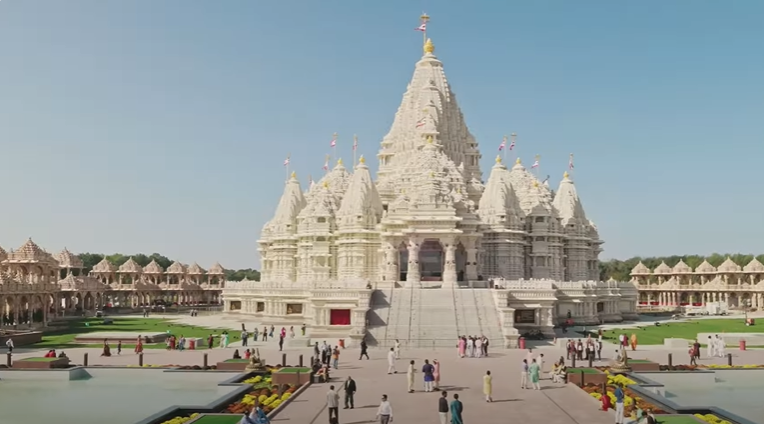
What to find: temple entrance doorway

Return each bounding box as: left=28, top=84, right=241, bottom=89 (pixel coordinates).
left=398, top=242, right=409, bottom=281
left=456, top=243, right=467, bottom=282
left=420, top=239, right=444, bottom=281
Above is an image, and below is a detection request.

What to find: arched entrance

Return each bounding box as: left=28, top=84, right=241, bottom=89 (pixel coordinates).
left=398, top=242, right=408, bottom=281
left=456, top=243, right=467, bottom=282
left=420, top=239, right=444, bottom=281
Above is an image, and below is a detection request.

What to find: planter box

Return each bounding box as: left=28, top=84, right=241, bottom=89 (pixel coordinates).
left=629, top=360, right=661, bottom=372
left=13, top=357, right=70, bottom=369
left=215, top=359, right=249, bottom=371
left=0, top=331, right=43, bottom=346
left=567, top=368, right=607, bottom=386
left=272, top=367, right=311, bottom=386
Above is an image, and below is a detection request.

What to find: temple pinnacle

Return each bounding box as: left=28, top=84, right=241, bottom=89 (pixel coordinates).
left=563, top=171, right=569, bottom=179
left=426, top=135, right=434, bottom=144
left=495, top=155, right=502, bottom=164
left=337, top=157, right=343, bottom=165
left=290, top=171, right=296, bottom=179
left=424, top=38, right=435, bottom=55
left=516, top=157, right=522, bottom=165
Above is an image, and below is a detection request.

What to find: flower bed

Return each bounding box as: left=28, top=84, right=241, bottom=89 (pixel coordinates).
left=582, top=372, right=668, bottom=417
left=657, top=364, right=764, bottom=371
left=693, top=414, right=732, bottom=424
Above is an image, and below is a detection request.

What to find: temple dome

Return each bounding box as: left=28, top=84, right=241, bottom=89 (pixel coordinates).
left=118, top=258, right=143, bottom=273
left=478, top=158, right=524, bottom=229
left=56, top=248, right=83, bottom=269
left=672, top=259, right=692, bottom=274
left=261, top=172, right=307, bottom=240
left=695, top=260, right=716, bottom=273
left=144, top=259, right=164, bottom=274
left=337, top=159, right=383, bottom=230
left=653, top=262, right=671, bottom=274
left=630, top=262, right=650, bottom=275
left=718, top=257, right=742, bottom=272
left=744, top=258, right=764, bottom=273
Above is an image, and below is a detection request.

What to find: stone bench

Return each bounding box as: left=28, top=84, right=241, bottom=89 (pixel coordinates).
left=13, top=357, right=71, bottom=369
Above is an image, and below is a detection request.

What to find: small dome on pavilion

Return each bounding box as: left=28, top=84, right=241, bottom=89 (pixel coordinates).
left=744, top=258, right=764, bottom=273
left=653, top=262, right=672, bottom=274
left=10, top=238, right=56, bottom=263
left=672, top=260, right=692, bottom=274
left=118, top=257, right=143, bottom=273
left=187, top=263, right=206, bottom=275
left=208, top=262, right=225, bottom=274
left=166, top=261, right=186, bottom=274
left=56, top=248, right=84, bottom=269
left=695, top=260, right=716, bottom=273
left=143, top=259, right=164, bottom=274
left=630, top=262, right=650, bottom=275
left=718, top=257, right=742, bottom=272
left=92, top=258, right=117, bottom=273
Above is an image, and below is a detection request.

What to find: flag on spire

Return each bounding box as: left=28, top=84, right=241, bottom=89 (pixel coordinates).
left=322, top=155, right=330, bottom=171
left=352, top=135, right=358, bottom=151
left=509, top=134, right=516, bottom=151
left=330, top=133, right=337, bottom=148
left=283, top=155, right=290, bottom=166
left=416, top=13, right=429, bottom=31
left=531, top=154, right=540, bottom=169
left=498, top=136, right=506, bottom=151
left=568, top=153, right=575, bottom=170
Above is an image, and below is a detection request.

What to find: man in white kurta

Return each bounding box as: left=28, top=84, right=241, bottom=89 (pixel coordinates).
left=387, top=348, right=397, bottom=374
left=716, top=336, right=726, bottom=357
left=706, top=336, right=715, bottom=358
left=407, top=360, right=416, bottom=393
left=394, top=339, right=401, bottom=359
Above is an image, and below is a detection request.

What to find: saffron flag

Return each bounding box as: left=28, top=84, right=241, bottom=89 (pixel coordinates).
left=283, top=155, right=290, bottom=166
left=568, top=153, right=575, bottom=170
left=498, top=136, right=506, bottom=151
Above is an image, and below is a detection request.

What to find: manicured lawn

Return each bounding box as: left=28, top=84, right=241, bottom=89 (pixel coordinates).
left=583, top=319, right=762, bottom=345
left=567, top=367, right=601, bottom=374
left=32, top=318, right=238, bottom=349
left=276, top=367, right=311, bottom=373
left=18, top=357, right=61, bottom=362
left=192, top=415, right=243, bottom=424
left=224, top=359, right=249, bottom=363
left=629, top=359, right=654, bottom=363
left=653, top=415, right=703, bottom=424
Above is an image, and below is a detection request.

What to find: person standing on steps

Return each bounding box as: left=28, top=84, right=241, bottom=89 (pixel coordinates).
left=326, top=385, right=340, bottom=423
left=438, top=391, right=449, bottom=424
left=407, top=360, right=416, bottom=393
left=387, top=348, right=397, bottom=374
left=343, top=376, right=356, bottom=409
left=359, top=340, right=370, bottom=360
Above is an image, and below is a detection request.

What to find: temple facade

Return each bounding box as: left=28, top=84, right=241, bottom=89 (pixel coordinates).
left=631, top=257, right=764, bottom=309
left=0, top=238, right=225, bottom=327
left=223, top=37, right=638, bottom=345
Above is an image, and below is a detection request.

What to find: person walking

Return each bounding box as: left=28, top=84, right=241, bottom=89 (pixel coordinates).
left=483, top=370, right=493, bottom=402
left=529, top=359, right=541, bottom=390
left=394, top=339, right=401, bottom=359
left=449, top=393, right=464, bottom=424
left=343, top=376, right=357, bottom=409
left=375, top=394, right=393, bottom=424
left=332, top=346, right=340, bottom=369
left=278, top=335, right=284, bottom=352
left=387, top=348, right=397, bottom=374
left=241, top=329, right=248, bottom=347
left=326, top=385, right=340, bottom=423
left=438, top=391, right=449, bottom=424
left=689, top=346, right=697, bottom=366
left=520, top=359, right=529, bottom=389
left=359, top=340, right=370, bottom=360
left=6, top=337, right=14, bottom=354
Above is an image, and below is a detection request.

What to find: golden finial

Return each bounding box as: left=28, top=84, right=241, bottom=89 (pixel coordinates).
left=533, top=181, right=539, bottom=188
left=426, top=135, right=434, bottom=144
left=563, top=171, right=569, bottom=179
left=495, top=155, right=502, bottom=164
left=290, top=171, right=296, bottom=179
left=323, top=180, right=329, bottom=188
left=424, top=38, right=435, bottom=54
left=516, top=157, right=522, bottom=165
left=429, top=171, right=435, bottom=177
left=337, top=157, right=343, bottom=165
left=359, top=155, right=365, bottom=164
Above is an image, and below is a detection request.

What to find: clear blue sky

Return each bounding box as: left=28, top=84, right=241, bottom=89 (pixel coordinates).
left=1, top=1, right=763, bottom=270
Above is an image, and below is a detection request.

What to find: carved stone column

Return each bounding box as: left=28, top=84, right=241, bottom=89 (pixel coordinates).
left=466, top=244, right=479, bottom=282
left=407, top=239, right=421, bottom=285
left=382, top=241, right=398, bottom=283
left=442, top=239, right=457, bottom=288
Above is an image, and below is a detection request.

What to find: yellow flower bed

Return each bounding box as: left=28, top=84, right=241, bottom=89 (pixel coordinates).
left=589, top=373, right=638, bottom=407
left=160, top=413, right=199, bottom=424
left=242, top=375, right=272, bottom=385
left=694, top=413, right=731, bottom=424
left=706, top=364, right=763, bottom=369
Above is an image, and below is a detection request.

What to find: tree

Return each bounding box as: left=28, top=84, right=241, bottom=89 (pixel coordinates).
left=75, top=252, right=260, bottom=281
left=599, top=253, right=764, bottom=282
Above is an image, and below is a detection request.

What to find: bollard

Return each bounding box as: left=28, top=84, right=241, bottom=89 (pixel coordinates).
left=138, top=352, right=144, bottom=367
left=727, top=353, right=732, bottom=366
left=203, top=353, right=208, bottom=368
left=299, top=354, right=303, bottom=367
left=588, top=355, right=593, bottom=368
left=84, top=353, right=89, bottom=367
left=310, top=356, right=314, bottom=365
left=282, top=353, right=287, bottom=366
left=601, top=382, right=607, bottom=395
left=572, top=356, right=576, bottom=367
left=580, top=370, right=585, bottom=387
left=6, top=352, right=11, bottom=367
left=668, top=353, right=673, bottom=367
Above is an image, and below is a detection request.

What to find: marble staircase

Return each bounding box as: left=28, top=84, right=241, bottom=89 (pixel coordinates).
left=452, top=288, right=504, bottom=344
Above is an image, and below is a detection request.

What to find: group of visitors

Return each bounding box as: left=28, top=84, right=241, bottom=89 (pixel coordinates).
left=403, top=358, right=440, bottom=393
left=43, top=349, right=67, bottom=358
left=101, top=339, right=122, bottom=356
left=617, top=333, right=639, bottom=351
left=566, top=336, right=603, bottom=361
left=457, top=335, right=489, bottom=358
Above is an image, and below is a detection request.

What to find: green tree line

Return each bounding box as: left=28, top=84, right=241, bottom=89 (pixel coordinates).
left=76, top=252, right=261, bottom=282
left=599, top=253, right=764, bottom=282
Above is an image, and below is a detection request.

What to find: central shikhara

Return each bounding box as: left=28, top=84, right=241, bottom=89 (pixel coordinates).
left=223, top=38, right=637, bottom=347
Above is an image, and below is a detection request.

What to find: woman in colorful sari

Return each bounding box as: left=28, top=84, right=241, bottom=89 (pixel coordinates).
left=101, top=340, right=111, bottom=357
left=449, top=393, right=463, bottom=424
left=630, top=333, right=638, bottom=351
left=457, top=337, right=466, bottom=358
left=134, top=335, right=144, bottom=354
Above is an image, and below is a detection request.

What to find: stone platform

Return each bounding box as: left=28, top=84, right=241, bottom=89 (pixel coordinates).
left=73, top=332, right=168, bottom=344
left=12, top=357, right=71, bottom=369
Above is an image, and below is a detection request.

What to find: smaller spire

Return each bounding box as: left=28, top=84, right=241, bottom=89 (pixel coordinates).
left=516, top=157, right=522, bottom=164
left=359, top=155, right=366, bottom=164
left=495, top=155, right=502, bottom=164
left=429, top=171, right=435, bottom=178
left=533, top=181, right=539, bottom=188
left=323, top=180, right=329, bottom=188
left=290, top=171, right=297, bottom=179
left=426, top=135, right=434, bottom=144
left=337, top=157, right=343, bottom=165
left=424, top=38, right=435, bottom=54
left=563, top=171, right=569, bottom=180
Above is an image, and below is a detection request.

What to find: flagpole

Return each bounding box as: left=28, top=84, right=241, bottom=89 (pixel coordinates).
left=534, top=154, right=541, bottom=181
left=421, top=13, right=429, bottom=45
left=285, top=154, right=290, bottom=182
left=353, top=134, right=358, bottom=167
left=332, top=132, right=338, bottom=167
left=502, top=135, right=508, bottom=163
left=324, top=154, right=330, bottom=175
left=569, top=153, right=575, bottom=180
left=510, top=133, right=517, bottom=165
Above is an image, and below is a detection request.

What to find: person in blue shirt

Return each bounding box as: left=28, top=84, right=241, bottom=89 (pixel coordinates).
left=613, top=384, right=625, bottom=424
